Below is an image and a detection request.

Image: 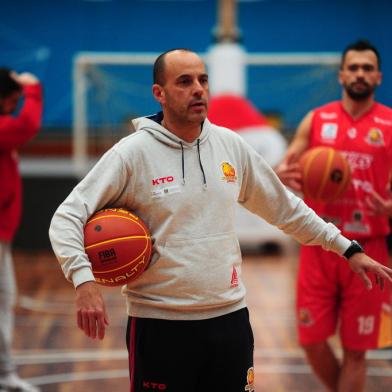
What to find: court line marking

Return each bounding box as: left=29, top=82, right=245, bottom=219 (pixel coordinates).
left=25, top=369, right=129, bottom=386
left=23, top=364, right=392, bottom=387
left=17, top=295, right=125, bottom=314
left=14, top=349, right=128, bottom=364
left=255, top=348, right=392, bottom=361
left=13, top=347, right=392, bottom=364
left=13, top=348, right=392, bottom=387
left=254, top=364, right=392, bottom=377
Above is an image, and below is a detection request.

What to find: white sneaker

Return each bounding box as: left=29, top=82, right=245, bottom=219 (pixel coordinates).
left=0, top=373, right=40, bottom=392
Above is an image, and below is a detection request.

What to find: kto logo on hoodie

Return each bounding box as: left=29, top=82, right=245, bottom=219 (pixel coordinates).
left=151, top=175, right=182, bottom=199
left=152, top=176, right=174, bottom=186
left=221, top=162, right=237, bottom=183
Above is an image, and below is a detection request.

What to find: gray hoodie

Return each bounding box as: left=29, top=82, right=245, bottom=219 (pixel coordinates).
left=49, top=113, right=350, bottom=320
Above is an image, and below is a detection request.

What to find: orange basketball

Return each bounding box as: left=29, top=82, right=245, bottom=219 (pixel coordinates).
left=299, top=146, right=351, bottom=203
left=84, top=208, right=152, bottom=287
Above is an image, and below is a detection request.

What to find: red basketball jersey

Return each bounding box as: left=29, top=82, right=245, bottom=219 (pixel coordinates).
left=307, top=101, right=392, bottom=239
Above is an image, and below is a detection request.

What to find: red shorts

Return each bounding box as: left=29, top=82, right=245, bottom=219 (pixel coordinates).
left=297, top=237, right=392, bottom=350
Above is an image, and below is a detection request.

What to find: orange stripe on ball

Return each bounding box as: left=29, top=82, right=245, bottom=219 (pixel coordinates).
left=316, top=148, right=334, bottom=201
left=86, top=215, right=148, bottom=236
left=85, top=235, right=150, bottom=250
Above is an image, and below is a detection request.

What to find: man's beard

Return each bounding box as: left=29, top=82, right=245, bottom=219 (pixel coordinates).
left=344, top=81, right=375, bottom=101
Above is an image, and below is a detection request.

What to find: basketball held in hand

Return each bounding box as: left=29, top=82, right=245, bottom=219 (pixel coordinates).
left=299, top=146, right=351, bottom=203
left=84, top=208, right=152, bottom=287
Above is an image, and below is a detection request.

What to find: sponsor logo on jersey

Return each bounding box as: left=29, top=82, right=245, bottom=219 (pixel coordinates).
left=320, top=111, right=338, bottom=120
left=343, top=151, right=373, bottom=170
left=374, top=116, right=392, bottom=126
left=343, top=211, right=370, bottom=234
left=352, top=179, right=373, bottom=193
left=365, top=127, right=384, bottom=146
left=343, top=222, right=370, bottom=234
left=221, top=162, right=237, bottom=183
left=244, top=367, right=255, bottom=391
left=347, top=127, right=357, bottom=139
left=321, top=123, right=338, bottom=140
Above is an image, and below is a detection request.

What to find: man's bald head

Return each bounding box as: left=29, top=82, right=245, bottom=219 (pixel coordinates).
left=153, top=48, right=200, bottom=86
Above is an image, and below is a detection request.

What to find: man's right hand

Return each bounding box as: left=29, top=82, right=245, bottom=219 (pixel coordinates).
left=11, top=72, right=39, bottom=86
left=75, top=281, right=109, bottom=340
left=275, top=156, right=303, bottom=192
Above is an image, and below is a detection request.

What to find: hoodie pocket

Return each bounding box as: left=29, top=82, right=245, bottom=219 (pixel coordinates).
left=152, top=231, right=243, bottom=306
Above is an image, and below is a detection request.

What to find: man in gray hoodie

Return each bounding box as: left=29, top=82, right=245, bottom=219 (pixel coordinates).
left=49, top=49, right=392, bottom=392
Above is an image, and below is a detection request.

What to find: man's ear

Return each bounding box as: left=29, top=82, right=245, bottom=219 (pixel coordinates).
left=376, top=71, right=383, bottom=86
left=338, top=70, right=344, bottom=86
left=152, top=84, right=164, bottom=103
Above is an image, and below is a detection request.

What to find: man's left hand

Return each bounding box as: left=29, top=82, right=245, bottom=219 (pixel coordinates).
left=347, top=253, right=392, bottom=290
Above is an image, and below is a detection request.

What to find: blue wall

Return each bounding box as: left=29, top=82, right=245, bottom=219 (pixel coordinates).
left=1, top=0, right=391, bottom=130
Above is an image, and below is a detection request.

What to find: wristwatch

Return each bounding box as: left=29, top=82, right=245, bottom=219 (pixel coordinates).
left=343, top=240, right=364, bottom=259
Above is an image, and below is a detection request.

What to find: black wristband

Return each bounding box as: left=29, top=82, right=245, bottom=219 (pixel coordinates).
left=343, top=240, right=364, bottom=259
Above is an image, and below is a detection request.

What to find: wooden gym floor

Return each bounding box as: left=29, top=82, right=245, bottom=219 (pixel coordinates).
left=12, top=248, right=392, bottom=391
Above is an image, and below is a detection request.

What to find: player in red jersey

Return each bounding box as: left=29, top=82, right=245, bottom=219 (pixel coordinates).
left=276, top=40, right=392, bottom=391
left=0, top=69, right=42, bottom=392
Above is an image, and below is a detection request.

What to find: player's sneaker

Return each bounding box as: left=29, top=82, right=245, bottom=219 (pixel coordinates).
left=0, top=372, right=40, bottom=392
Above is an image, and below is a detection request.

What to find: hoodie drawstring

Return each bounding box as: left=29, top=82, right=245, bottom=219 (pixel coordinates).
left=197, top=139, right=207, bottom=189
left=180, top=142, right=185, bottom=185
left=179, top=139, right=207, bottom=189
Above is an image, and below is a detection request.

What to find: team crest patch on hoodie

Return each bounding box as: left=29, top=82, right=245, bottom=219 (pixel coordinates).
left=221, top=162, right=237, bottom=183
